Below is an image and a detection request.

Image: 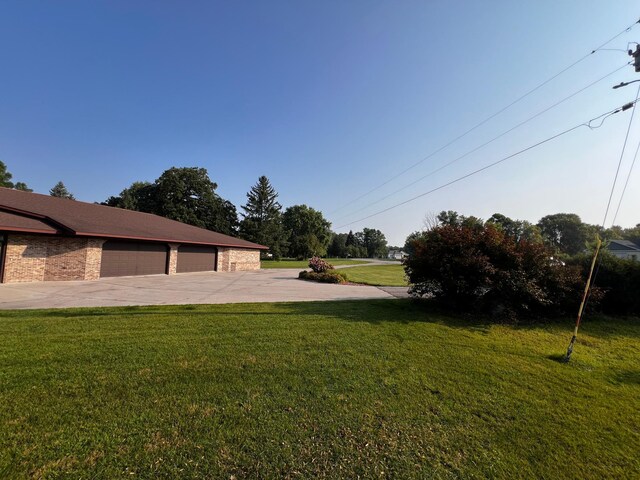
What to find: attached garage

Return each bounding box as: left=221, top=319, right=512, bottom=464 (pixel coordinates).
left=100, top=241, right=168, bottom=278
left=177, top=245, right=217, bottom=273
left=0, top=188, right=267, bottom=283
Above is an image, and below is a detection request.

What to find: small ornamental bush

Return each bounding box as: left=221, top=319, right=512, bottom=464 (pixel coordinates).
left=299, top=270, right=347, bottom=284
left=308, top=256, right=334, bottom=273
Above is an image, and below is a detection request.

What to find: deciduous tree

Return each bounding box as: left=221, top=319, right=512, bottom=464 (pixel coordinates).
left=282, top=205, right=331, bottom=259
left=537, top=213, right=587, bottom=255
left=14, top=182, right=32, bottom=192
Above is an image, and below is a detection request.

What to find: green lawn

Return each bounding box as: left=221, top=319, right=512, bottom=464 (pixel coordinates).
left=261, top=258, right=370, bottom=269
left=342, top=264, right=407, bottom=286
left=1, top=301, right=639, bottom=478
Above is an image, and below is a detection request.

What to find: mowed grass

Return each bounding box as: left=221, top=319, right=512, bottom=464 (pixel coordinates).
left=342, top=264, right=407, bottom=286
left=1, top=301, right=639, bottom=479
left=261, top=258, right=370, bottom=269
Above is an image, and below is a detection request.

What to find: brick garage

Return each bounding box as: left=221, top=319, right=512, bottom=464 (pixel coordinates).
left=0, top=188, right=266, bottom=284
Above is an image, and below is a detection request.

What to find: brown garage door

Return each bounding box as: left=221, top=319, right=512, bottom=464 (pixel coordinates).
left=177, top=245, right=217, bottom=273
left=100, top=241, right=168, bottom=278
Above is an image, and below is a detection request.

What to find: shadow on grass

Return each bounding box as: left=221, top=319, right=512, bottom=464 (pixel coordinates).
left=612, top=370, right=640, bottom=385
left=1, top=299, right=637, bottom=340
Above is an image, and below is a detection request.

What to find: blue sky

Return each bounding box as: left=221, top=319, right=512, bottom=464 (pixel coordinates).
left=1, top=1, right=639, bottom=245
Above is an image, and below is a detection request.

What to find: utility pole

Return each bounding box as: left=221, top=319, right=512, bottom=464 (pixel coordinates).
left=631, top=44, right=640, bottom=72
left=565, top=38, right=640, bottom=363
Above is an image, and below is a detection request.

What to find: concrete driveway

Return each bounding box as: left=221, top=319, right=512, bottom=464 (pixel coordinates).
left=0, top=269, right=402, bottom=310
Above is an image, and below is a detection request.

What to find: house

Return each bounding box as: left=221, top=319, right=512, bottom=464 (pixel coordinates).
left=387, top=249, right=407, bottom=260
left=607, top=239, right=640, bottom=261
left=0, top=188, right=267, bottom=283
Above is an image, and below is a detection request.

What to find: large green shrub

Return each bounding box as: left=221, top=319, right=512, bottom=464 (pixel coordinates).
left=567, top=252, right=640, bottom=315
left=404, top=224, right=585, bottom=317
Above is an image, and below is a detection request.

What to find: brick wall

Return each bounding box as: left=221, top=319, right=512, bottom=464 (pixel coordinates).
left=167, top=244, right=179, bottom=275
left=2, top=234, right=261, bottom=283
left=84, top=239, right=105, bottom=281
left=3, top=234, right=104, bottom=283
left=216, top=247, right=261, bottom=272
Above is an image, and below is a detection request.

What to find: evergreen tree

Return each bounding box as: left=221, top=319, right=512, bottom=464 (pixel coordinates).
left=0, top=161, right=14, bottom=188
left=239, top=176, right=286, bottom=258
left=49, top=181, right=75, bottom=199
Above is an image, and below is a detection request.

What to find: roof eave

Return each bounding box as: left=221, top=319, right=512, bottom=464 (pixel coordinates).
left=73, top=231, right=269, bottom=249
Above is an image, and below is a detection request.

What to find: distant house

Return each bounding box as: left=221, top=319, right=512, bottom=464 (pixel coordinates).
left=607, top=239, right=640, bottom=261
left=388, top=249, right=407, bottom=260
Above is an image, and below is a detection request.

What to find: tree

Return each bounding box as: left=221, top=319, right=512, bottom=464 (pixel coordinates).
left=103, top=167, right=238, bottom=236
left=346, top=230, right=356, bottom=246
left=49, top=181, right=75, bottom=199
left=537, top=213, right=587, bottom=255
left=487, top=213, right=543, bottom=243
left=239, top=176, right=287, bottom=259
left=328, top=233, right=349, bottom=258
left=14, top=182, right=33, bottom=192
left=0, top=161, right=14, bottom=188
left=623, top=224, right=640, bottom=245
left=437, top=210, right=483, bottom=228
left=282, top=205, right=332, bottom=259
left=153, top=167, right=238, bottom=235
left=362, top=227, right=388, bottom=258
left=103, top=181, right=155, bottom=211
left=404, top=230, right=427, bottom=257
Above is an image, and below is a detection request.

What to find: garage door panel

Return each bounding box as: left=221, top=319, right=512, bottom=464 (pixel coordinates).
left=177, top=245, right=217, bottom=273
left=100, top=241, right=168, bottom=278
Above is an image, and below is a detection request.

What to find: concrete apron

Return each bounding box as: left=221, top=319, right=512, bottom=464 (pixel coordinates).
left=0, top=269, right=396, bottom=310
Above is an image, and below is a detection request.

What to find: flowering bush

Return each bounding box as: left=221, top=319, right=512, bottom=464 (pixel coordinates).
left=308, top=256, right=334, bottom=273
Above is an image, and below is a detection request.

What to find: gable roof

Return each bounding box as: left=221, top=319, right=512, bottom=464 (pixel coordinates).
left=0, top=188, right=267, bottom=250
left=608, top=239, right=640, bottom=251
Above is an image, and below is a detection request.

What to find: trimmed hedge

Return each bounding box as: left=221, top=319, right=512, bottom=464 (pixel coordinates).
left=299, top=270, right=347, bottom=284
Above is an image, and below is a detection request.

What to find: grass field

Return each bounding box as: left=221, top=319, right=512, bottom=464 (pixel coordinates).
left=342, top=264, right=407, bottom=286
left=261, top=258, right=370, bottom=269
left=1, top=301, right=639, bottom=478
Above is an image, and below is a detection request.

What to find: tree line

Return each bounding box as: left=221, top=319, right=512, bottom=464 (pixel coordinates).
left=102, top=166, right=387, bottom=260
left=405, top=210, right=640, bottom=257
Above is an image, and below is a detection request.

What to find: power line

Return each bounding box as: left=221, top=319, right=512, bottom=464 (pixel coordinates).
left=335, top=62, right=631, bottom=222
left=612, top=127, right=640, bottom=225
left=601, top=82, right=640, bottom=228
left=330, top=18, right=640, bottom=214
left=335, top=101, right=638, bottom=230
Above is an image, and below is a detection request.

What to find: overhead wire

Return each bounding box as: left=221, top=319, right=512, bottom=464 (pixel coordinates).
left=600, top=82, right=640, bottom=228
left=336, top=100, right=639, bottom=230
left=335, top=62, right=631, bottom=222
left=612, top=126, right=640, bottom=225
left=330, top=18, right=640, bottom=214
